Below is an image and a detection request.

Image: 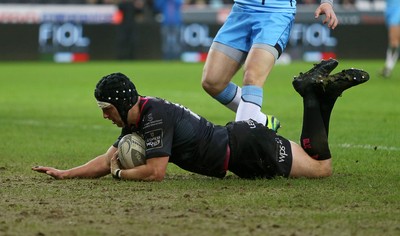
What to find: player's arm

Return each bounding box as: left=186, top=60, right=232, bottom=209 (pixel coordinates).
left=32, top=146, right=117, bottom=179
left=110, top=152, right=169, bottom=182
left=315, top=0, right=338, bottom=29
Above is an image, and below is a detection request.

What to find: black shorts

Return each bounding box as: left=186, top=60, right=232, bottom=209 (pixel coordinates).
left=226, top=120, right=293, bottom=179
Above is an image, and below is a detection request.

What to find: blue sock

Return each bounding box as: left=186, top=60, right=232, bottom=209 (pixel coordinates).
left=214, top=82, right=238, bottom=105
left=241, top=85, right=263, bottom=107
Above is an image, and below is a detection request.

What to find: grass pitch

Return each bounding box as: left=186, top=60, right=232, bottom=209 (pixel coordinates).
left=0, top=60, right=399, bottom=236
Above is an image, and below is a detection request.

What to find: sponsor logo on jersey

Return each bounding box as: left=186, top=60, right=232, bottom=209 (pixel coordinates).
left=245, top=119, right=257, bottom=129
left=145, top=129, right=163, bottom=150
left=275, top=137, right=288, bottom=163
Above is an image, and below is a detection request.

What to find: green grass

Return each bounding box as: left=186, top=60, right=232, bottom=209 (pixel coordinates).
left=0, top=60, right=399, bottom=236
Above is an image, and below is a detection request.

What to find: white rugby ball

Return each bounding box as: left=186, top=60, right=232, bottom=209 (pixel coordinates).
left=117, top=133, right=146, bottom=169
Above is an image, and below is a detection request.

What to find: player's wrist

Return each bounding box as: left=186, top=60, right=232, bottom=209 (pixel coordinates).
left=321, top=0, right=333, bottom=6
left=112, top=168, right=122, bottom=179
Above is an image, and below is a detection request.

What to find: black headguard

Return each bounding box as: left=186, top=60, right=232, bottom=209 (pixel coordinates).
left=94, top=73, right=139, bottom=124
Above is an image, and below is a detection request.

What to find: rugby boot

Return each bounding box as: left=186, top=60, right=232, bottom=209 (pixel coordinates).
left=315, top=68, right=370, bottom=98
left=266, top=115, right=281, bottom=132
left=379, top=67, right=391, bottom=78
left=292, top=59, right=339, bottom=97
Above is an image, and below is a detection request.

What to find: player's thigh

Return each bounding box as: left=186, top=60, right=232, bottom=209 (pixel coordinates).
left=242, top=48, right=275, bottom=87
left=202, top=49, right=241, bottom=95
left=289, top=141, right=332, bottom=178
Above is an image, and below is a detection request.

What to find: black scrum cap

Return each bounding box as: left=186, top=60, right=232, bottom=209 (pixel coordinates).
left=94, top=73, right=139, bottom=124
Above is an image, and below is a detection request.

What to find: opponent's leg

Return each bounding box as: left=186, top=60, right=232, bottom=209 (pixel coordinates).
left=236, top=47, right=280, bottom=130
left=202, top=43, right=242, bottom=111
left=381, top=25, right=400, bottom=78
left=203, top=44, right=280, bottom=131
left=213, top=82, right=242, bottom=112
left=381, top=47, right=399, bottom=78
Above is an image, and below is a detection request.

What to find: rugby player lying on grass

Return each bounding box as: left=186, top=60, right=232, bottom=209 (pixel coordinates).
left=32, top=59, right=369, bottom=181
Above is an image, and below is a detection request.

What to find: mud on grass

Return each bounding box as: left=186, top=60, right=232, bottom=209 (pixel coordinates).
left=1, top=167, right=399, bottom=236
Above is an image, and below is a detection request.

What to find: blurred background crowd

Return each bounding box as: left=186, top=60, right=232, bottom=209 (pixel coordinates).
left=0, top=0, right=390, bottom=62
left=0, top=0, right=387, bottom=7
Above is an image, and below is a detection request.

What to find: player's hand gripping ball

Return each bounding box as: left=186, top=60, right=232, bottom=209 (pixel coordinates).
left=117, top=133, right=146, bottom=169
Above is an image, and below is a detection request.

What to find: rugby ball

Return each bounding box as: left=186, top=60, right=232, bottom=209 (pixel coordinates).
left=117, top=133, right=146, bottom=169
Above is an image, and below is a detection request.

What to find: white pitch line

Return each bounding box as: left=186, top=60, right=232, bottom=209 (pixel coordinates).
left=6, top=119, right=400, bottom=152
left=333, top=143, right=400, bottom=152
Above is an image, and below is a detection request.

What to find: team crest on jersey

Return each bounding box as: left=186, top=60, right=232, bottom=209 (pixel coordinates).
left=144, top=129, right=163, bottom=150
left=147, top=113, right=154, bottom=122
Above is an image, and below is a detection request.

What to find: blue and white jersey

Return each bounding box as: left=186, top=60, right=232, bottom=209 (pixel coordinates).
left=234, top=0, right=297, bottom=13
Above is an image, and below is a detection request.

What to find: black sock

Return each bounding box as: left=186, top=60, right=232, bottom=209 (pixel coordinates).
left=319, top=96, right=337, bottom=137
left=300, top=93, right=331, bottom=160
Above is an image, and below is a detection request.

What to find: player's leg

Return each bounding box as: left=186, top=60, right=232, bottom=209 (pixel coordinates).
left=289, top=141, right=332, bottom=178
left=290, top=62, right=370, bottom=177
left=293, top=59, right=369, bottom=136
left=382, top=5, right=400, bottom=78
left=293, top=62, right=369, bottom=159
left=201, top=5, right=247, bottom=112
left=300, top=91, right=332, bottom=160
left=289, top=70, right=333, bottom=177
left=202, top=45, right=280, bottom=131
left=202, top=43, right=244, bottom=112
left=382, top=25, right=400, bottom=77
left=202, top=44, right=280, bottom=130
left=316, top=68, right=370, bottom=136
left=235, top=47, right=275, bottom=125
left=293, top=58, right=339, bottom=136
left=235, top=11, right=293, bottom=129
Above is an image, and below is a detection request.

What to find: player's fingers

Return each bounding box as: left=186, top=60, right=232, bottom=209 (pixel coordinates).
left=330, top=14, right=338, bottom=29
left=46, top=170, right=63, bottom=179
left=110, top=155, right=121, bottom=175
left=325, top=12, right=338, bottom=29
left=314, top=8, right=322, bottom=18
left=32, top=166, right=49, bottom=173
left=330, top=18, right=338, bottom=29
left=111, top=152, right=118, bottom=161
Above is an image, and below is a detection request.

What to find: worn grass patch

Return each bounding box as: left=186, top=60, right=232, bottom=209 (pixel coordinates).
left=0, top=60, right=399, bottom=235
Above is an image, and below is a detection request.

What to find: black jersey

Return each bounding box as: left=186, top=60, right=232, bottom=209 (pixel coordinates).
left=114, top=97, right=229, bottom=178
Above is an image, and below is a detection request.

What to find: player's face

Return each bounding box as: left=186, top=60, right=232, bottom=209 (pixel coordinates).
left=101, top=105, right=124, bottom=127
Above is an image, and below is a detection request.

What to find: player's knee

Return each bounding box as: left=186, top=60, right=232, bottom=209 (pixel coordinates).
left=201, top=76, right=212, bottom=92
left=201, top=74, right=224, bottom=96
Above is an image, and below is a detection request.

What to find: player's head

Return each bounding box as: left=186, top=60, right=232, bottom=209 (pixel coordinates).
left=94, top=72, right=139, bottom=124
